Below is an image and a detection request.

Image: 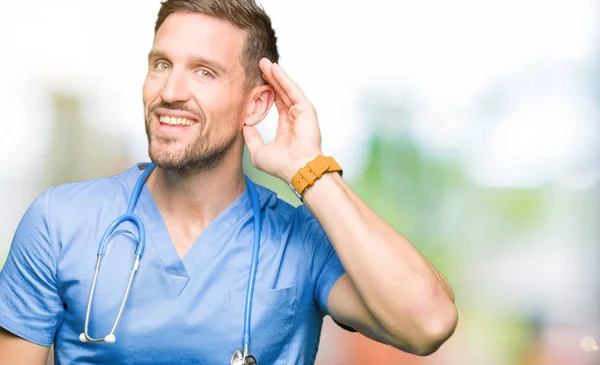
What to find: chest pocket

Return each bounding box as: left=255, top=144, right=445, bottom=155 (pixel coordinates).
left=230, top=286, right=297, bottom=365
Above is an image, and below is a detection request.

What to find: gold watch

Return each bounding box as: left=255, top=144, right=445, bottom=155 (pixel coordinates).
left=289, top=155, right=342, bottom=200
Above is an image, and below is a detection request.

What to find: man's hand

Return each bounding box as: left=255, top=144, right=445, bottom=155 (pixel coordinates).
left=243, top=58, right=324, bottom=183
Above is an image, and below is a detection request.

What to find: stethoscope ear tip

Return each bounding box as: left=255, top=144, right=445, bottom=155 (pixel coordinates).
left=79, top=333, right=88, bottom=343
left=104, top=334, right=116, bottom=343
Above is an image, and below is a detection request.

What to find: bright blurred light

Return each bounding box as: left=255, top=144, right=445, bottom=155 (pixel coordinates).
left=581, top=336, right=598, bottom=352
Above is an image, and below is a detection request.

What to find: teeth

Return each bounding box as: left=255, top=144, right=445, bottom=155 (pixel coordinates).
left=159, top=116, right=195, bottom=126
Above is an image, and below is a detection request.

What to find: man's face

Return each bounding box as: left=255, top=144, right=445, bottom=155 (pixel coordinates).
left=143, top=12, right=248, bottom=172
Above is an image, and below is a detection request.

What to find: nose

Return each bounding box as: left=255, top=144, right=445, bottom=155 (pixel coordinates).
left=160, top=69, right=192, bottom=104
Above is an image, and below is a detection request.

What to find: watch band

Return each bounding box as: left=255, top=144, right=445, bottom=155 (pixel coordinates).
left=289, top=155, right=342, bottom=199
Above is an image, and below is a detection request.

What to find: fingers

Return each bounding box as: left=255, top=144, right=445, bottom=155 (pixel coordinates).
left=270, top=63, right=307, bottom=105
left=274, top=96, right=290, bottom=137
left=288, top=104, right=302, bottom=121
left=260, top=58, right=310, bottom=108
left=259, top=58, right=314, bottom=132
left=242, top=125, right=265, bottom=157
left=260, top=59, right=292, bottom=108
left=273, top=93, right=289, bottom=118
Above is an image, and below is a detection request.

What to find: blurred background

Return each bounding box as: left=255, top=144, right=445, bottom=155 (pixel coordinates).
left=1, top=0, right=599, bottom=364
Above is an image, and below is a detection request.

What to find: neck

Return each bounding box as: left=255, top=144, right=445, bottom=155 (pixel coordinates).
left=146, top=147, right=247, bottom=228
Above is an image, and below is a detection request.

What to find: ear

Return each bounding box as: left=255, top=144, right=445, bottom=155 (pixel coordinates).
left=242, top=85, right=275, bottom=127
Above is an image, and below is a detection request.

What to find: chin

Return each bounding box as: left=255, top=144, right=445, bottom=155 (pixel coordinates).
left=148, top=145, right=189, bottom=169
left=146, top=131, right=238, bottom=174
left=150, top=157, right=186, bottom=170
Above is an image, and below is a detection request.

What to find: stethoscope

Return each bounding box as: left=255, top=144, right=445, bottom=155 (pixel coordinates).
left=78, top=163, right=261, bottom=365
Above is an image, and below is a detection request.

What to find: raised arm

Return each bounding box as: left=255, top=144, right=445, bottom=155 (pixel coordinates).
left=243, top=58, right=458, bottom=355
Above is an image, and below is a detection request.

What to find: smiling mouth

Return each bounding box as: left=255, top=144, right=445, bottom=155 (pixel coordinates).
left=159, top=115, right=197, bottom=127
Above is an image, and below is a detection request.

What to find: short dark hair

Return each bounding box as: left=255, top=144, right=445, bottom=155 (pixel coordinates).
left=155, top=0, right=279, bottom=89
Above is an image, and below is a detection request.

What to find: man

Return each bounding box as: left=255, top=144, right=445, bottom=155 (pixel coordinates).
left=0, top=1, right=457, bottom=364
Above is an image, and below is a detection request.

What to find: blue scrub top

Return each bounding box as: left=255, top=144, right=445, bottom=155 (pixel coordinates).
left=0, top=163, right=346, bottom=365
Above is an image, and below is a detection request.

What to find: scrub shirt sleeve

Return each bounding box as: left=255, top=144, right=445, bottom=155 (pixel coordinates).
left=0, top=189, right=64, bottom=346
left=301, top=214, right=346, bottom=317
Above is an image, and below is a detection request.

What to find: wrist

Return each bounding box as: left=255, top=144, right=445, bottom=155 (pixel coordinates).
left=287, top=154, right=343, bottom=201
left=284, top=151, right=323, bottom=183
left=301, top=172, right=340, bottom=204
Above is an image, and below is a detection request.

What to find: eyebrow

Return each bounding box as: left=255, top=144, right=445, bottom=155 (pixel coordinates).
left=147, top=49, right=229, bottom=75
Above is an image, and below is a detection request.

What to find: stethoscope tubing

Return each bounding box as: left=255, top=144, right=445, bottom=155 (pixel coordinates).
left=242, top=176, right=261, bottom=356
left=80, top=163, right=262, bottom=362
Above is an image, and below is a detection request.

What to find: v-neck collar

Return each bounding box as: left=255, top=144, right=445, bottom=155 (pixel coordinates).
left=122, top=163, right=254, bottom=294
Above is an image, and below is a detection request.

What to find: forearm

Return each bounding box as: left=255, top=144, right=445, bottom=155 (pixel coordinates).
left=316, top=173, right=454, bottom=301
left=303, top=172, right=457, bottom=346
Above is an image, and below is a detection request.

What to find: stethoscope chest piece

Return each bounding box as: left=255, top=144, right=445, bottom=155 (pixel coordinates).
left=231, top=350, right=257, bottom=365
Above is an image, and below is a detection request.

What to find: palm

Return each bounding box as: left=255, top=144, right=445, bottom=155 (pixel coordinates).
left=243, top=59, right=322, bottom=183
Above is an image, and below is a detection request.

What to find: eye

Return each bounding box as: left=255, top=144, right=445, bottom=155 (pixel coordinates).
left=197, top=69, right=214, bottom=79
left=155, top=62, right=171, bottom=72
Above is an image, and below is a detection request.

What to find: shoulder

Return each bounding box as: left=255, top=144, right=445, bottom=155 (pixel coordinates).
left=7, top=165, right=136, bottom=264
left=34, top=164, right=141, bottom=236
left=45, top=164, right=138, bottom=208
